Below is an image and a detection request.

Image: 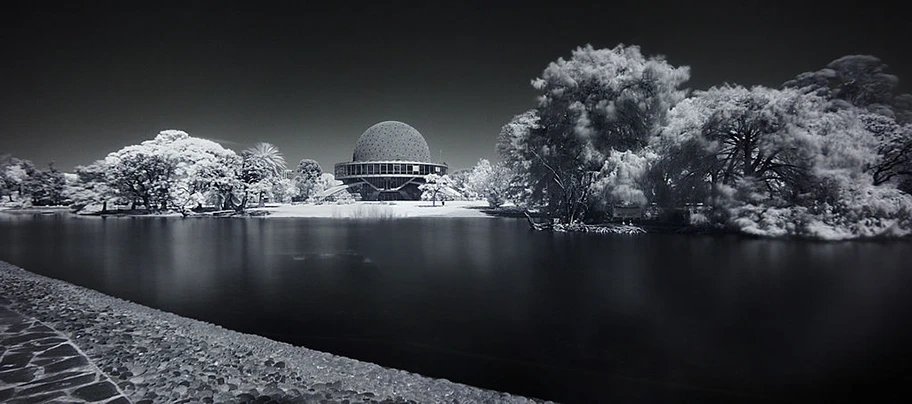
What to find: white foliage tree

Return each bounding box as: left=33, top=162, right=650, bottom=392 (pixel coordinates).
left=858, top=113, right=912, bottom=188
left=654, top=85, right=832, bottom=206
left=1, top=159, right=33, bottom=202
left=155, top=130, right=243, bottom=213
left=418, top=173, right=453, bottom=206
left=66, top=160, right=116, bottom=212
left=240, top=142, right=287, bottom=208
left=105, top=145, right=177, bottom=211
left=104, top=130, right=242, bottom=213
left=784, top=55, right=911, bottom=123
left=592, top=149, right=656, bottom=209
left=497, top=44, right=690, bottom=222
left=656, top=84, right=912, bottom=238
left=467, top=159, right=512, bottom=208
left=447, top=169, right=475, bottom=200
left=294, top=159, right=323, bottom=202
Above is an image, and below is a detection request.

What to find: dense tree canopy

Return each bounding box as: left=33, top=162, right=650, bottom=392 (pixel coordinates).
left=22, top=163, right=67, bottom=206
left=294, top=159, right=323, bottom=201
left=239, top=142, right=288, bottom=208
left=1, top=156, right=72, bottom=206
left=67, top=160, right=113, bottom=211
left=784, top=55, right=912, bottom=193
left=785, top=56, right=892, bottom=107
left=53, top=131, right=348, bottom=213
left=101, top=130, right=243, bottom=212
left=858, top=114, right=912, bottom=187
left=655, top=85, right=834, bottom=204
left=1, top=155, right=35, bottom=202
left=243, top=142, right=287, bottom=177
left=418, top=174, right=453, bottom=206
left=467, top=159, right=512, bottom=208
left=495, top=47, right=912, bottom=239
left=498, top=44, right=690, bottom=222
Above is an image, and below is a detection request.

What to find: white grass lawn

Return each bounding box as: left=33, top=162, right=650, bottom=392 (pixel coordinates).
left=258, top=200, right=494, bottom=218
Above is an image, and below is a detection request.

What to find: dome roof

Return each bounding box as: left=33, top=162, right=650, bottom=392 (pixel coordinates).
left=352, top=121, right=431, bottom=162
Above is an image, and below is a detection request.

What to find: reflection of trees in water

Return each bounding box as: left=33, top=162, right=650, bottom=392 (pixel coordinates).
left=2, top=216, right=912, bottom=401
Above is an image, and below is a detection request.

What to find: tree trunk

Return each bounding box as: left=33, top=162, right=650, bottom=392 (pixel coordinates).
left=220, top=193, right=231, bottom=210
left=524, top=211, right=552, bottom=231
left=235, top=193, right=248, bottom=213
left=743, top=139, right=754, bottom=177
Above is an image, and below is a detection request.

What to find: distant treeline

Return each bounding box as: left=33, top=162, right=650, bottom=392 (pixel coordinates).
left=1, top=134, right=342, bottom=215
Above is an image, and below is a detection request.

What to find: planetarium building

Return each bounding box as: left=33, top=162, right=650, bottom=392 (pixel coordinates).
left=329, top=121, right=448, bottom=201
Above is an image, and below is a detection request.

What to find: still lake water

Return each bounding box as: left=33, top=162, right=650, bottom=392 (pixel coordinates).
left=1, top=212, right=911, bottom=402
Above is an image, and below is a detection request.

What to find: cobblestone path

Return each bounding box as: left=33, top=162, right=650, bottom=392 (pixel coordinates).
left=0, top=297, right=130, bottom=403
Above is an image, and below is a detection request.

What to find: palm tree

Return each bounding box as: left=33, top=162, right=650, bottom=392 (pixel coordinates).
left=243, top=142, right=287, bottom=177
left=242, top=142, right=287, bottom=207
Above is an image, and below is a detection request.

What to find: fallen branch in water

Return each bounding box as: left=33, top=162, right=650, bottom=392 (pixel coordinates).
left=523, top=211, right=552, bottom=230
left=554, top=222, right=646, bottom=234
left=523, top=211, right=646, bottom=234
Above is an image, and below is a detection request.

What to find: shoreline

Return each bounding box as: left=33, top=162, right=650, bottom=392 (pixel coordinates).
left=1, top=201, right=498, bottom=219
left=4, top=204, right=910, bottom=241
left=0, top=261, right=547, bottom=403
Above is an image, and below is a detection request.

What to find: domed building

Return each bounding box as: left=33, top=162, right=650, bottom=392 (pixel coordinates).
left=329, top=121, right=447, bottom=200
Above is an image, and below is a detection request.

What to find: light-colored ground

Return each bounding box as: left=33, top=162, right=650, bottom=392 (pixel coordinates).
left=258, top=200, right=495, bottom=219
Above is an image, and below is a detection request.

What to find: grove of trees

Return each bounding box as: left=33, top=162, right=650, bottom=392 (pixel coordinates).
left=4, top=45, right=910, bottom=239
left=1, top=155, right=67, bottom=206
left=4, top=130, right=340, bottom=215
left=496, top=45, right=912, bottom=239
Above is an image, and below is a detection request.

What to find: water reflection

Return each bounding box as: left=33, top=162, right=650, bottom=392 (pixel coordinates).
left=1, top=212, right=910, bottom=402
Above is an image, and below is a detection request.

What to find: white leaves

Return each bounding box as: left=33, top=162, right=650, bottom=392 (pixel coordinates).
left=294, top=159, right=324, bottom=200
left=4, top=164, right=29, bottom=183
left=102, top=129, right=241, bottom=210
left=534, top=44, right=691, bottom=151
left=504, top=44, right=691, bottom=220
left=858, top=113, right=912, bottom=185
left=244, top=142, right=287, bottom=178
left=418, top=174, right=458, bottom=202
left=592, top=149, right=654, bottom=207
left=467, top=159, right=512, bottom=208
left=500, top=46, right=912, bottom=236
left=658, top=83, right=912, bottom=238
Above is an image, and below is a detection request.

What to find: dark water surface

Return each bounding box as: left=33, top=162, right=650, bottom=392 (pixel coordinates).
left=1, top=213, right=911, bottom=402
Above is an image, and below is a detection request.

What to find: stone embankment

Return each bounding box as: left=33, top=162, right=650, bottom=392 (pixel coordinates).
left=1, top=261, right=548, bottom=403
left=0, top=300, right=130, bottom=403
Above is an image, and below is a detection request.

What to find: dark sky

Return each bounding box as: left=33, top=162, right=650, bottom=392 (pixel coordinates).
left=1, top=0, right=908, bottom=172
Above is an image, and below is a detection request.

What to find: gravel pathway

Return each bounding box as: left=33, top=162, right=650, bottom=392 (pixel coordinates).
left=0, top=261, right=549, bottom=403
